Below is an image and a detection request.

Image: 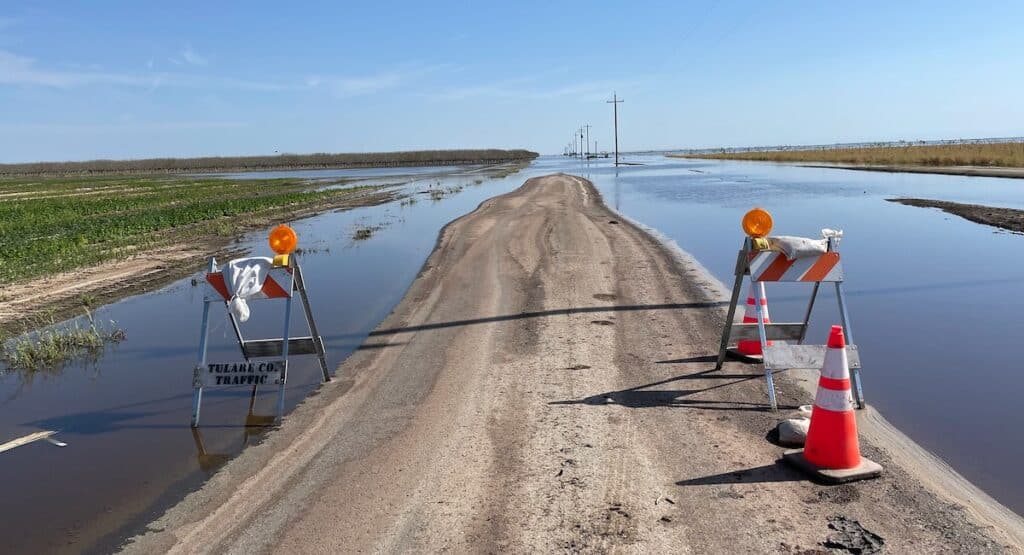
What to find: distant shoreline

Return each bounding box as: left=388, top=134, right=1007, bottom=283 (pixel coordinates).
left=667, top=158, right=1024, bottom=179
left=669, top=141, right=1024, bottom=179
left=0, top=149, right=538, bottom=177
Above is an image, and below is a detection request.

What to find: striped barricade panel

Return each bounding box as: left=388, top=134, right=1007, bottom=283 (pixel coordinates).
left=205, top=267, right=294, bottom=301
left=748, top=251, right=842, bottom=282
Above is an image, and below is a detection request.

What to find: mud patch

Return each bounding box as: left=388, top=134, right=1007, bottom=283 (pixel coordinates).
left=590, top=320, right=614, bottom=326
left=823, top=515, right=884, bottom=554
left=808, top=485, right=861, bottom=505
left=592, top=293, right=617, bottom=301
left=565, top=364, right=592, bottom=370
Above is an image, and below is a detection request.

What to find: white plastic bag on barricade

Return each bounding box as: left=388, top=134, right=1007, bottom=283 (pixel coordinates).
left=225, top=257, right=274, bottom=322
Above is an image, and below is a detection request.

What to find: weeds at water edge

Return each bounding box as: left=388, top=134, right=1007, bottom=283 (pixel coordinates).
left=1, top=309, right=126, bottom=376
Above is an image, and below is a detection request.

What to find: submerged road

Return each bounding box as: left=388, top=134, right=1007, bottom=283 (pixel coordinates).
left=125, top=174, right=1021, bottom=553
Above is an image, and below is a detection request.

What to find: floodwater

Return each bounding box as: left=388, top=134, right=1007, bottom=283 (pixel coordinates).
left=1, top=155, right=1023, bottom=553
left=569, top=155, right=1024, bottom=515
left=0, top=165, right=532, bottom=555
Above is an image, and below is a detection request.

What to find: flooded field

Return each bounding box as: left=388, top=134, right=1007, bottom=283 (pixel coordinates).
left=0, top=164, right=533, bottom=554
left=2, top=156, right=1023, bottom=553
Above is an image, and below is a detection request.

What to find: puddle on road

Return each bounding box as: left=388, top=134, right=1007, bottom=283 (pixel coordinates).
left=3, top=155, right=1024, bottom=553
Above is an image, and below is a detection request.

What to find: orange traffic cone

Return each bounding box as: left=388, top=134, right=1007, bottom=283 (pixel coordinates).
left=783, top=325, right=881, bottom=484
left=736, top=282, right=771, bottom=357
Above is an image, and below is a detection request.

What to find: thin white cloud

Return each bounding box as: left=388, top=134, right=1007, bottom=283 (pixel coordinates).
left=180, top=45, right=207, bottom=66
left=0, top=50, right=150, bottom=87
left=0, top=49, right=454, bottom=97
left=430, top=74, right=655, bottom=102
left=313, top=64, right=452, bottom=98
left=170, top=44, right=207, bottom=66
left=0, top=121, right=248, bottom=133
left=0, top=49, right=295, bottom=91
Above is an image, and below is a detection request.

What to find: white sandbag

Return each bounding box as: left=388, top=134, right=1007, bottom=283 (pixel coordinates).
left=777, top=417, right=810, bottom=447
left=768, top=236, right=828, bottom=260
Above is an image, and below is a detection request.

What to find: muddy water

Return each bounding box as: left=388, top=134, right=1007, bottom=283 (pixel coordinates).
left=2, top=156, right=1023, bottom=553
left=570, top=155, right=1024, bottom=515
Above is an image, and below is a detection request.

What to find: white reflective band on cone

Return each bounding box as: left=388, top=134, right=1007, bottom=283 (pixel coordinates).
left=814, top=387, right=854, bottom=412
left=820, top=348, right=850, bottom=380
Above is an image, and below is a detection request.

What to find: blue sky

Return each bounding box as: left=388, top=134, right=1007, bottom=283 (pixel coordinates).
left=1, top=1, right=1022, bottom=162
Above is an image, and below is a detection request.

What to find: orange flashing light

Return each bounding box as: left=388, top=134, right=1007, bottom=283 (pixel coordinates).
left=269, top=224, right=298, bottom=255
left=742, top=208, right=773, bottom=238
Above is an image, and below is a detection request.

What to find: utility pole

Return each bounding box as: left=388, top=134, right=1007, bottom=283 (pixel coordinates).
left=606, top=92, right=624, bottom=166
left=579, top=127, right=585, bottom=159
left=583, top=124, right=592, bottom=158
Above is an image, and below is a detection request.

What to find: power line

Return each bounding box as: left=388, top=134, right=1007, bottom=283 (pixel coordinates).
left=606, top=92, right=624, bottom=166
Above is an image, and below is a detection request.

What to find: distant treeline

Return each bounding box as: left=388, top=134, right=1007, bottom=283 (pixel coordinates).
left=0, top=149, right=539, bottom=176
left=678, top=142, right=1024, bottom=167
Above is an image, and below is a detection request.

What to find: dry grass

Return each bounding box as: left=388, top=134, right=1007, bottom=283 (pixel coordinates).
left=0, top=149, right=539, bottom=176
left=679, top=142, right=1024, bottom=167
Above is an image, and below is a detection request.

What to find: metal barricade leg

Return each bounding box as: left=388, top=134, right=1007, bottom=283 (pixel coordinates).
left=716, top=273, right=744, bottom=370
left=716, top=239, right=752, bottom=370
left=753, top=281, right=777, bottom=410
left=835, top=282, right=865, bottom=408
left=276, top=273, right=296, bottom=423
left=294, top=260, right=331, bottom=382
left=798, top=282, right=820, bottom=345
left=192, top=257, right=217, bottom=427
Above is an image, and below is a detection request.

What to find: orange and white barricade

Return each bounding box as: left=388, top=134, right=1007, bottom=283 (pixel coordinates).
left=715, top=209, right=865, bottom=410
left=191, top=225, right=330, bottom=427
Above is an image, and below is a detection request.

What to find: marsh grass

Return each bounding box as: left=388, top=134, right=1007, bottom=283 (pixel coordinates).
left=352, top=223, right=388, bottom=241
left=1, top=309, right=125, bottom=376
left=681, top=142, right=1024, bottom=167
left=427, top=183, right=464, bottom=201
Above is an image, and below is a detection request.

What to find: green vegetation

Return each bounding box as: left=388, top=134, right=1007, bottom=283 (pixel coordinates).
left=1, top=309, right=125, bottom=376
left=679, top=142, right=1024, bottom=167
left=352, top=223, right=387, bottom=241
left=0, top=174, right=381, bottom=283
left=428, top=182, right=465, bottom=201
left=0, top=149, right=539, bottom=176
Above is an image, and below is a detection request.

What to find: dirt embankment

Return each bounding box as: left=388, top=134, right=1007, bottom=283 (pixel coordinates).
left=122, top=174, right=1022, bottom=553
left=889, top=197, right=1024, bottom=234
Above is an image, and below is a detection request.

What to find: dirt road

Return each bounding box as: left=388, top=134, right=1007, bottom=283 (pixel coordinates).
left=124, top=174, right=1021, bottom=553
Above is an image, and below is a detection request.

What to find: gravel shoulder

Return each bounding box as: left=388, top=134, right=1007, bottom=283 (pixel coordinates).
left=121, top=174, right=1022, bottom=553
